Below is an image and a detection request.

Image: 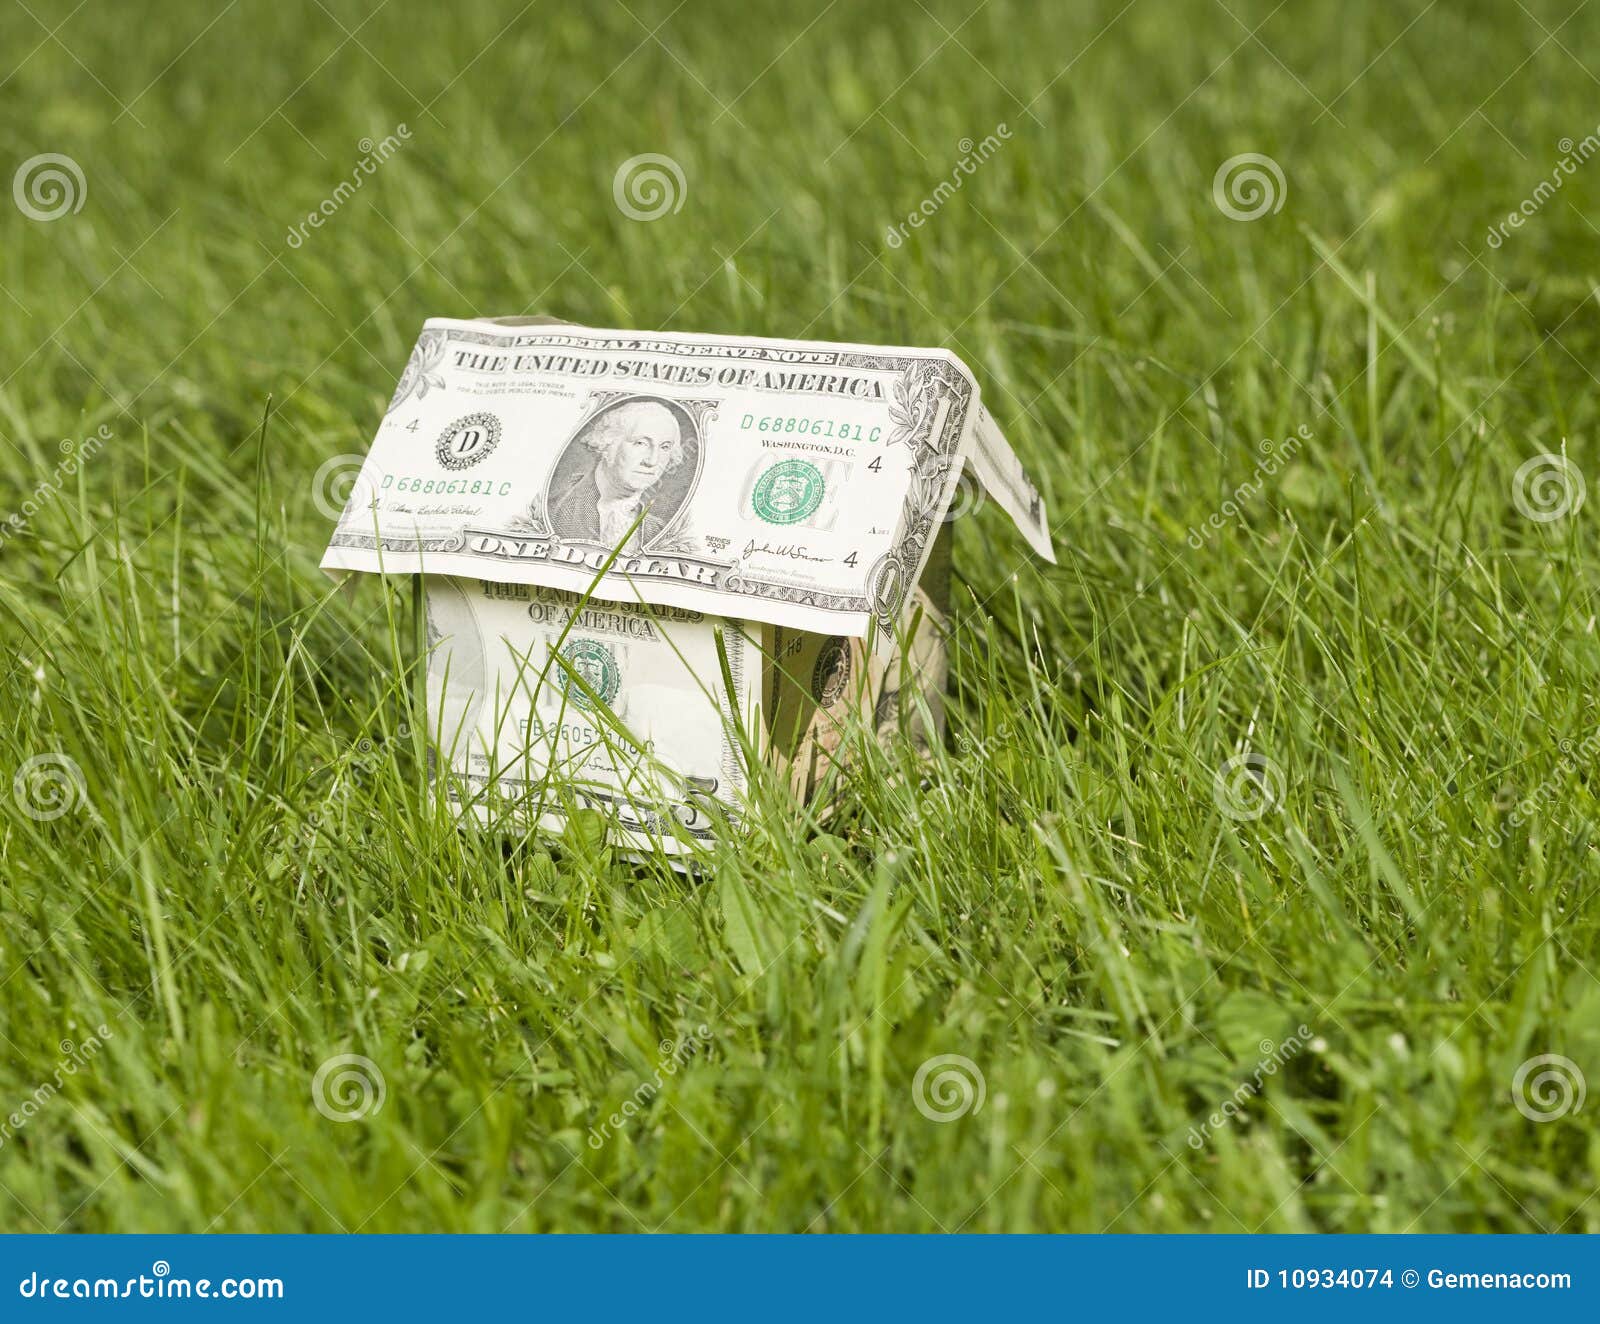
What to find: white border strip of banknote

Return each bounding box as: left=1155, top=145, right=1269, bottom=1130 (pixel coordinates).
left=965, top=403, right=1057, bottom=564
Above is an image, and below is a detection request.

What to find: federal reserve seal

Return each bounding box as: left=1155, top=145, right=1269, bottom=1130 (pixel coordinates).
left=811, top=638, right=852, bottom=707
left=435, top=412, right=502, bottom=470
left=752, top=459, right=825, bottom=526
left=559, top=638, right=620, bottom=712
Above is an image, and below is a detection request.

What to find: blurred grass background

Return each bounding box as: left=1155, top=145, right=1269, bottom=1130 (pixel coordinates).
left=2, top=0, right=1600, bottom=1231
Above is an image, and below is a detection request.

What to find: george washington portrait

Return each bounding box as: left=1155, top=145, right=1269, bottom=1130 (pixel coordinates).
left=545, top=396, right=699, bottom=551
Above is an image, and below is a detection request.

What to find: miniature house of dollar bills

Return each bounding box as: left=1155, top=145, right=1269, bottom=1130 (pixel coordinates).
left=321, top=317, right=1054, bottom=856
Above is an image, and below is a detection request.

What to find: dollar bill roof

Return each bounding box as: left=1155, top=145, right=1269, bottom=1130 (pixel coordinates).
left=321, top=316, right=1054, bottom=637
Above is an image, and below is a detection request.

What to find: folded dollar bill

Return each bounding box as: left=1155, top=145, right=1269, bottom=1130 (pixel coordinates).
left=324, top=317, right=1052, bottom=854
left=421, top=576, right=760, bottom=853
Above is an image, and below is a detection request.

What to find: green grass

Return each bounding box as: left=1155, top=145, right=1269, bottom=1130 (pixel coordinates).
left=3, top=0, right=1600, bottom=1232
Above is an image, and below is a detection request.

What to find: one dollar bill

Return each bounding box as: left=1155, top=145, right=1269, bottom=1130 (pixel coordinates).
left=422, top=568, right=951, bottom=857
left=323, top=318, right=1054, bottom=637
left=423, top=576, right=761, bottom=854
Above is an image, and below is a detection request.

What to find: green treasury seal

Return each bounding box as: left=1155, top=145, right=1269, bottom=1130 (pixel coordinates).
left=559, top=638, right=621, bottom=712
left=752, top=459, right=825, bottom=526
